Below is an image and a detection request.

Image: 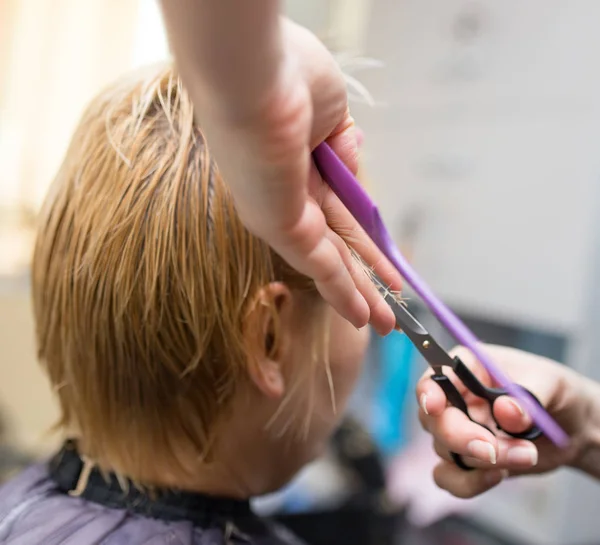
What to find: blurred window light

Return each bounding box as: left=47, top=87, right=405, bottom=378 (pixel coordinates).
left=0, top=0, right=142, bottom=277
left=132, top=0, right=170, bottom=67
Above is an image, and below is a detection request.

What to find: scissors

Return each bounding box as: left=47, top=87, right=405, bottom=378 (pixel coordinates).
left=312, top=141, right=570, bottom=458
left=378, top=284, right=543, bottom=469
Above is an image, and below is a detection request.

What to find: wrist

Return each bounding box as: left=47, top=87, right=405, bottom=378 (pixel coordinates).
left=570, top=373, right=600, bottom=479
left=186, top=44, right=286, bottom=128
left=161, top=1, right=284, bottom=125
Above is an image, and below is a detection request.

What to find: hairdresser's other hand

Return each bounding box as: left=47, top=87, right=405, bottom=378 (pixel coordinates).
left=416, top=345, right=600, bottom=498
left=161, top=4, right=401, bottom=335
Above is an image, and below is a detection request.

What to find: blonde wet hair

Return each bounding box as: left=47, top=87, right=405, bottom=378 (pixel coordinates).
left=32, top=64, right=327, bottom=480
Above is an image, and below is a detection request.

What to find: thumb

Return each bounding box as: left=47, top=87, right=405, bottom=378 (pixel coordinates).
left=493, top=396, right=534, bottom=436
left=459, top=344, right=561, bottom=437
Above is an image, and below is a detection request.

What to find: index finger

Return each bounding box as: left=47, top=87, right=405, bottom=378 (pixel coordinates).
left=320, top=190, right=404, bottom=334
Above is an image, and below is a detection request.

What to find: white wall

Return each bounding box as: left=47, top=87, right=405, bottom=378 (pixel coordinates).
left=355, top=0, right=600, bottom=334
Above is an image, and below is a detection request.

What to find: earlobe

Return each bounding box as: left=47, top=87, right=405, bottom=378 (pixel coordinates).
left=244, top=282, right=293, bottom=400
left=258, top=361, right=285, bottom=399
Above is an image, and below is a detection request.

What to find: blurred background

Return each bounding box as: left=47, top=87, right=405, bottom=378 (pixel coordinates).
left=2, top=1, right=600, bottom=544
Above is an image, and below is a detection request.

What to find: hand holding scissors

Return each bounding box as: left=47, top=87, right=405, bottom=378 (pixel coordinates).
left=378, top=285, right=543, bottom=470
left=415, top=343, right=595, bottom=499
left=312, top=141, right=569, bottom=465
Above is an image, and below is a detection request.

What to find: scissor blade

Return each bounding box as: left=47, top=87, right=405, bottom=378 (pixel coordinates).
left=380, top=291, right=454, bottom=371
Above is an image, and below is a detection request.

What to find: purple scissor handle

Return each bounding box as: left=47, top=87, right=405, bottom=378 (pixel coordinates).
left=313, top=142, right=569, bottom=449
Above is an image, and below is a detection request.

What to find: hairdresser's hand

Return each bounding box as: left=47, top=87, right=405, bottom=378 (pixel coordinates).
left=206, top=19, right=403, bottom=335
left=162, top=6, right=401, bottom=335
left=416, top=345, right=600, bottom=498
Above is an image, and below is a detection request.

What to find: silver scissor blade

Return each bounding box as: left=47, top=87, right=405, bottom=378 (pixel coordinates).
left=379, top=290, right=455, bottom=371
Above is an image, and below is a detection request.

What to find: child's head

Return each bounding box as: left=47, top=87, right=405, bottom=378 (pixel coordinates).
left=33, top=64, right=370, bottom=495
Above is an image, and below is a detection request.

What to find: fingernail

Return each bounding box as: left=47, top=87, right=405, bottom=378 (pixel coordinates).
left=507, top=445, right=538, bottom=466
left=485, top=469, right=509, bottom=486
left=420, top=393, right=429, bottom=415
left=468, top=440, right=497, bottom=464
left=506, top=398, right=525, bottom=417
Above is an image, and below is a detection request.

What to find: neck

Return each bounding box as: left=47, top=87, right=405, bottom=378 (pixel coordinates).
left=77, top=414, right=301, bottom=499
left=176, top=419, right=301, bottom=498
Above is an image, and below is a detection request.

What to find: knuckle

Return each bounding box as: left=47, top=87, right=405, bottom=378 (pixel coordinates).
left=433, top=463, right=483, bottom=500
left=449, top=345, right=472, bottom=363
left=438, top=423, right=458, bottom=447
left=454, top=487, right=478, bottom=499
left=433, top=441, right=447, bottom=459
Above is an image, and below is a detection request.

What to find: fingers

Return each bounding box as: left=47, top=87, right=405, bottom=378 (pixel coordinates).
left=324, top=229, right=394, bottom=336
left=417, top=349, right=540, bottom=472
left=418, top=378, right=539, bottom=469
left=271, top=197, right=371, bottom=328
left=417, top=373, right=534, bottom=438
left=448, top=345, right=492, bottom=386
left=433, top=461, right=508, bottom=499
left=419, top=345, right=538, bottom=436
left=269, top=182, right=402, bottom=333
left=307, top=235, right=371, bottom=328
left=320, top=174, right=403, bottom=296
left=417, top=370, right=468, bottom=418
left=447, top=345, right=550, bottom=435
left=433, top=435, right=538, bottom=470
left=416, top=351, right=490, bottom=418
left=320, top=187, right=403, bottom=335
left=416, top=344, right=564, bottom=499
left=423, top=406, right=499, bottom=463
left=421, top=402, right=539, bottom=470
left=492, top=395, right=533, bottom=435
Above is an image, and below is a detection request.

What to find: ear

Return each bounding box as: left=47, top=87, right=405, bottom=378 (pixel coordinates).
left=243, top=282, right=294, bottom=400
